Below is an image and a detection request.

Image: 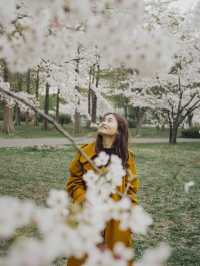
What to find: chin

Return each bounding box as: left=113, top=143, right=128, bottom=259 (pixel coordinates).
left=97, top=131, right=105, bottom=136
left=98, top=132, right=114, bottom=137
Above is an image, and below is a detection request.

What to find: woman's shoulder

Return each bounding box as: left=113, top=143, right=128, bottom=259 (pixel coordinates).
left=80, top=141, right=96, bottom=151
left=79, top=142, right=96, bottom=163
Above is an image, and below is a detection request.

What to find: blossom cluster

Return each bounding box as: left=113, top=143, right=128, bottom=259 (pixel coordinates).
left=0, top=152, right=171, bottom=266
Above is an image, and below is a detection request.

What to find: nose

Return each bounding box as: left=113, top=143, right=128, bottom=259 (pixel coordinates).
left=100, top=121, right=108, bottom=128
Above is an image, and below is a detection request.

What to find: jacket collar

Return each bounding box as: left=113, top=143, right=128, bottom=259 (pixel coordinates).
left=79, top=142, right=97, bottom=163
left=79, top=142, right=133, bottom=167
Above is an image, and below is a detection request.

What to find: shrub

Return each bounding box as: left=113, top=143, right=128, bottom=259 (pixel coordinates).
left=181, top=127, right=200, bottom=138
left=59, top=113, right=71, bottom=126
left=128, top=119, right=137, bottom=128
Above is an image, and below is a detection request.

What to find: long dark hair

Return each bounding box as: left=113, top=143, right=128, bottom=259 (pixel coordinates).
left=95, top=112, right=129, bottom=168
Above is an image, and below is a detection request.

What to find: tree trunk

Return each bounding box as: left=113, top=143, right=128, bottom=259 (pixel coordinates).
left=169, top=125, right=172, bottom=143
left=87, top=87, right=92, bottom=128
left=161, top=123, right=165, bottom=131
left=74, top=108, right=80, bottom=135
left=43, top=82, right=49, bottom=130
left=187, top=113, right=193, bottom=128
left=34, top=114, right=39, bottom=127
left=25, top=111, right=29, bottom=125
left=2, top=103, right=15, bottom=134
left=88, top=88, right=91, bottom=115
left=169, top=125, right=178, bottom=144
left=91, top=91, right=97, bottom=123
left=15, top=73, right=23, bottom=126
left=91, top=57, right=100, bottom=124
left=135, top=109, right=146, bottom=136
left=26, top=69, right=31, bottom=93
left=74, top=82, right=81, bottom=135
left=14, top=103, right=21, bottom=126
left=55, top=88, right=60, bottom=122
left=35, top=67, right=39, bottom=101
left=88, top=66, right=92, bottom=117
left=73, top=46, right=82, bottom=134
left=2, top=62, right=15, bottom=134
left=86, top=69, right=92, bottom=128
left=25, top=69, right=31, bottom=123
left=34, top=67, right=40, bottom=127
left=124, top=104, right=128, bottom=120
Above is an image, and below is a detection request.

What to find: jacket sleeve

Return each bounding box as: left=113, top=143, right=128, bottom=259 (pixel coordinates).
left=65, top=151, right=86, bottom=204
left=125, top=151, right=140, bottom=206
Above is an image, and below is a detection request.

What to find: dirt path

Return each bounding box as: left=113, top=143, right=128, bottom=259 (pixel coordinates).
left=0, top=137, right=200, bottom=148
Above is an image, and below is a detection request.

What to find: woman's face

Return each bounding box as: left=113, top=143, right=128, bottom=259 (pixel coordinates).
left=97, top=114, right=118, bottom=136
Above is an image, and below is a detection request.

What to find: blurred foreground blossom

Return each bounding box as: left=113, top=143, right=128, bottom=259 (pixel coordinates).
left=94, top=151, right=110, bottom=167
left=135, top=242, right=172, bottom=266
left=113, top=242, right=134, bottom=261
left=0, top=154, right=170, bottom=266
left=0, top=197, right=35, bottom=239
left=46, top=189, right=69, bottom=211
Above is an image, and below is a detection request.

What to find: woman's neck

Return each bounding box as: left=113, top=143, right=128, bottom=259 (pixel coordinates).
left=102, top=135, right=116, bottom=148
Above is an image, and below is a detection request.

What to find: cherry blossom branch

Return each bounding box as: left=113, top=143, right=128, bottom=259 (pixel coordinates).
left=0, top=86, right=139, bottom=201
left=0, top=86, right=101, bottom=174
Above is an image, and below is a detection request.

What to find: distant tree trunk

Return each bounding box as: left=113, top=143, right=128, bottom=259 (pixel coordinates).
left=91, top=57, right=100, bottom=124
left=88, top=66, right=92, bottom=116
left=14, top=103, right=21, bottom=126
left=25, top=110, right=29, bottom=125
left=73, top=46, right=81, bottom=135
left=124, top=104, right=128, bottom=120
left=25, top=69, right=31, bottom=124
left=35, top=67, right=39, bottom=101
left=2, top=103, right=15, bottom=133
left=122, top=97, right=129, bottom=120
left=161, top=123, right=166, bottom=131
left=86, top=66, right=93, bottom=128
left=135, top=108, right=146, bottom=136
left=187, top=113, right=193, bottom=128
left=14, top=73, right=23, bottom=126
left=34, top=67, right=40, bottom=127
left=87, top=88, right=91, bottom=128
left=43, top=82, right=49, bottom=130
left=169, top=125, right=172, bottom=143
left=55, top=88, right=60, bottom=122
left=2, top=62, right=15, bottom=134
left=26, top=69, right=31, bottom=93
left=91, top=91, right=97, bottom=123
left=88, top=88, right=91, bottom=115
left=74, top=108, right=81, bottom=135
left=17, top=72, right=23, bottom=92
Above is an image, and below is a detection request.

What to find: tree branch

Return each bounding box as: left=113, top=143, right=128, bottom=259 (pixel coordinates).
left=179, top=92, right=196, bottom=114
left=0, top=86, right=101, bottom=174
left=180, top=99, right=200, bottom=125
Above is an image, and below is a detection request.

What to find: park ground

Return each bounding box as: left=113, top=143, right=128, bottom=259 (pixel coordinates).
left=0, top=122, right=182, bottom=139
left=0, top=142, right=199, bottom=265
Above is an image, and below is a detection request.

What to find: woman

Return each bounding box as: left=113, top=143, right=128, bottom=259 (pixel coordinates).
left=65, top=112, right=140, bottom=266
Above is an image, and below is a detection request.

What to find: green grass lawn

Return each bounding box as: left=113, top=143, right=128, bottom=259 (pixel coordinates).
left=0, top=122, right=97, bottom=138
left=0, top=121, right=184, bottom=139
left=0, top=143, right=199, bottom=265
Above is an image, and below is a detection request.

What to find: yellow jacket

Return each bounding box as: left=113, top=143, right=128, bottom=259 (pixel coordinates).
left=65, top=142, right=140, bottom=266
